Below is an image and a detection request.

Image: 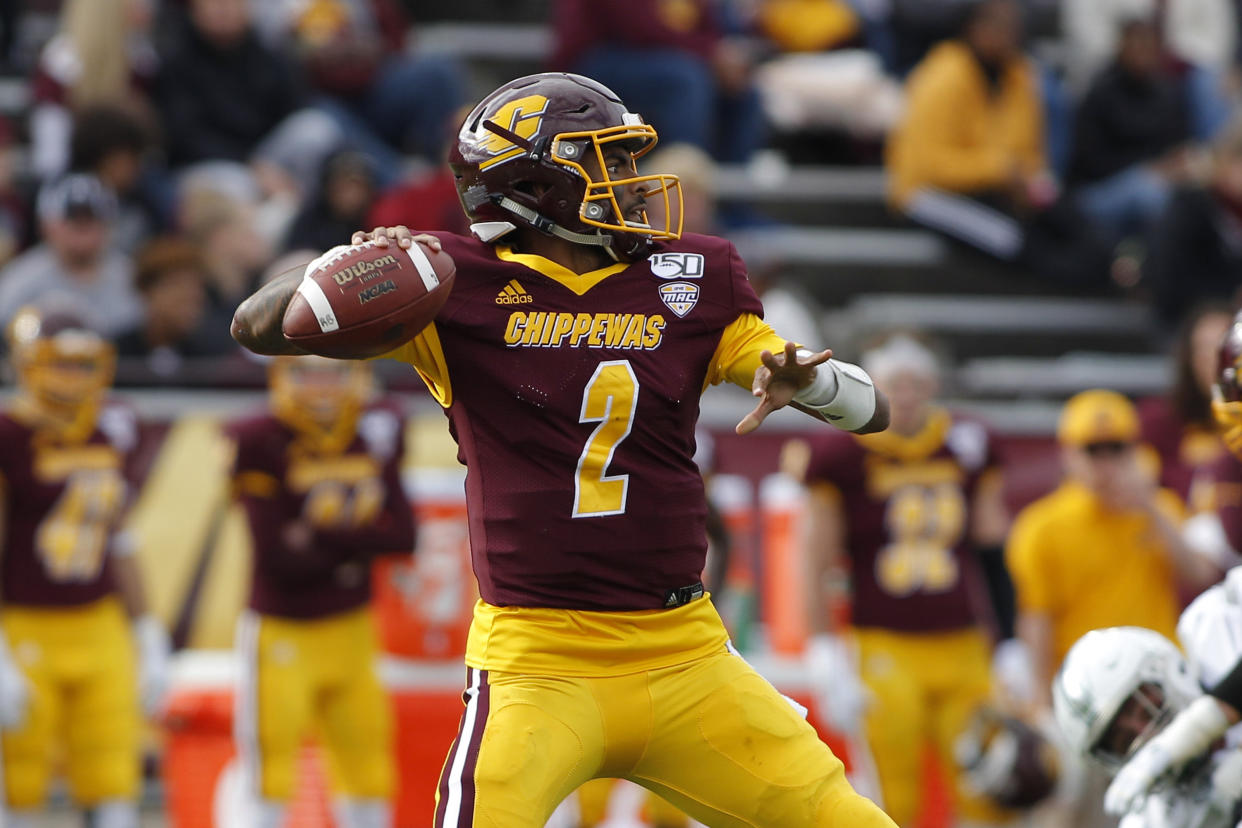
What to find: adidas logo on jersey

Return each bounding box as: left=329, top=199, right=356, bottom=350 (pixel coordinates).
left=495, top=279, right=533, bottom=305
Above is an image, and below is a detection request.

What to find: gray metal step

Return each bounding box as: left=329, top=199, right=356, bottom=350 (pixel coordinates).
left=957, top=353, right=1170, bottom=398
left=715, top=164, right=887, bottom=203
left=844, top=294, right=1153, bottom=336
left=731, top=226, right=947, bottom=268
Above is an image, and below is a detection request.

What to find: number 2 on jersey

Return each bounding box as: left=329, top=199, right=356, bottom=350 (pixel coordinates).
left=573, top=360, right=639, bottom=518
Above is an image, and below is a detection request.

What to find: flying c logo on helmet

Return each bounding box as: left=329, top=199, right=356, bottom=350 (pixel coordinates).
left=477, top=94, right=550, bottom=170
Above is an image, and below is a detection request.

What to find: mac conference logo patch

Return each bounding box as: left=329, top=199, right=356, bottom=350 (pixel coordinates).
left=649, top=252, right=705, bottom=279
left=659, top=282, right=699, bottom=318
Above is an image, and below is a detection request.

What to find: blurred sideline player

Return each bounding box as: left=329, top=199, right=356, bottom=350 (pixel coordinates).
left=228, top=355, right=416, bottom=828
left=0, top=305, right=170, bottom=828
left=798, top=332, right=1050, bottom=827
left=232, top=72, right=897, bottom=827
left=1053, top=622, right=1242, bottom=826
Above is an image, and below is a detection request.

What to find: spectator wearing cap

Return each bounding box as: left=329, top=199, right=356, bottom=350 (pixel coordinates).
left=1006, top=390, right=1218, bottom=716
left=114, top=237, right=228, bottom=380
left=0, top=174, right=140, bottom=340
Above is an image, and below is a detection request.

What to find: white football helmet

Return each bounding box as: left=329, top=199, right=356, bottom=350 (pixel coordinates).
left=1053, top=627, right=1202, bottom=771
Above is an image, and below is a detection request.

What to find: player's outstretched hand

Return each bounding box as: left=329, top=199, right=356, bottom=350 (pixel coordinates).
left=736, top=343, right=831, bottom=435
left=351, top=225, right=442, bottom=253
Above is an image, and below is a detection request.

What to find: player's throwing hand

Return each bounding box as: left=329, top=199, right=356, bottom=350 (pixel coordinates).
left=737, top=343, right=832, bottom=435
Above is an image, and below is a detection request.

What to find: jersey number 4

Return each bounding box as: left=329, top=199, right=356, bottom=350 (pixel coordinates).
left=573, top=360, right=639, bottom=518
left=37, top=469, right=126, bottom=581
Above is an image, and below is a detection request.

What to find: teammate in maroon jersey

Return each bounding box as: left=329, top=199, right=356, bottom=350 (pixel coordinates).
left=228, top=355, right=416, bottom=828
left=799, top=332, right=1036, bottom=825
left=232, top=72, right=894, bottom=827
left=0, top=304, right=169, bottom=828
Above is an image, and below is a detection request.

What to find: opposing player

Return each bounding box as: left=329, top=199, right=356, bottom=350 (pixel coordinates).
left=797, top=331, right=1039, bottom=826
left=232, top=72, right=893, bottom=826
left=0, top=304, right=170, bottom=828
left=1091, top=311, right=1242, bottom=815
left=1053, top=624, right=1242, bottom=827
left=228, top=355, right=416, bottom=828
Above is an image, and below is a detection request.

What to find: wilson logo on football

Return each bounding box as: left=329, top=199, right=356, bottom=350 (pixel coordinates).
left=649, top=252, right=705, bottom=279
left=495, top=280, right=534, bottom=305
left=658, top=282, right=699, bottom=318
left=332, top=254, right=399, bottom=286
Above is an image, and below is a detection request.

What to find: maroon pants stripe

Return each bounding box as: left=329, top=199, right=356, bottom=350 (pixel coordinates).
left=434, top=667, right=491, bottom=827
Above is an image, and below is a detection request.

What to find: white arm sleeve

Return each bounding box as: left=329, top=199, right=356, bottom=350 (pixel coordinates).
left=792, top=354, right=877, bottom=432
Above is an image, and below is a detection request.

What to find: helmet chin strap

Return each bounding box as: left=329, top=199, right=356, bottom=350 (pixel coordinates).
left=494, top=195, right=615, bottom=251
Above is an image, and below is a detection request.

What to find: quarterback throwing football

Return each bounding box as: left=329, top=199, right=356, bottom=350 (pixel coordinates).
left=233, top=72, right=894, bottom=827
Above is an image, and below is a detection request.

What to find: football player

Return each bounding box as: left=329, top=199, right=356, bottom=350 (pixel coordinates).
left=0, top=305, right=170, bottom=828
left=1053, top=623, right=1242, bottom=827
left=229, top=354, right=415, bottom=828
left=232, top=72, right=895, bottom=827
left=797, top=331, right=1030, bottom=827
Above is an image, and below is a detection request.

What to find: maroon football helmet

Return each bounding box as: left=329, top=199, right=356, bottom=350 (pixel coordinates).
left=954, top=707, right=1059, bottom=810
left=1213, top=310, right=1242, bottom=455
left=449, top=72, right=682, bottom=262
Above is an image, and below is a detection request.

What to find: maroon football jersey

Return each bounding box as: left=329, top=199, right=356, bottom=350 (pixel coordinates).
left=802, top=408, right=1000, bottom=632
left=0, top=406, right=138, bottom=607
left=229, top=402, right=416, bottom=619
left=394, top=231, right=766, bottom=611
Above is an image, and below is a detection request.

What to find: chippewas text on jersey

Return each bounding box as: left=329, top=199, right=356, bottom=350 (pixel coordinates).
left=379, top=231, right=785, bottom=612
left=504, top=311, right=666, bottom=349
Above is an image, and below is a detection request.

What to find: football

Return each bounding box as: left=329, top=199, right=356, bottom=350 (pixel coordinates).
left=282, top=239, right=456, bottom=359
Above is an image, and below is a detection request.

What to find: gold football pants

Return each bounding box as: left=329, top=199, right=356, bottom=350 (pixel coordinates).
left=855, top=626, right=1013, bottom=826
left=433, top=647, right=896, bottom=827
left=235, top=607, right=394, bottom=802
left=1, top=597, right=139, bottom=808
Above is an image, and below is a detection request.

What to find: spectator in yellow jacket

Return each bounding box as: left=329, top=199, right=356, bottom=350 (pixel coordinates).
left=886, top=0, right=1110, bottom=286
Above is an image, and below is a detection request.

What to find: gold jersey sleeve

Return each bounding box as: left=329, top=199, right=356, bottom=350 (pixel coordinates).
left=704, top=313, right=793, bottom=392
left=375, top=323, right=453, bottom=407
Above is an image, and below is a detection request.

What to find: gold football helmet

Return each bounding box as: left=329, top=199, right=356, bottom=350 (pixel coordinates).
left=269, top=355, right=373, bottom=454
left=6, top=305, right=115, bottom=440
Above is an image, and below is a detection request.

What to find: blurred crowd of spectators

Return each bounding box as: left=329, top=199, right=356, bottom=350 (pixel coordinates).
left=1, top=0, right=1242, bottom=389
left=0, top=0, right=468, bottom=387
